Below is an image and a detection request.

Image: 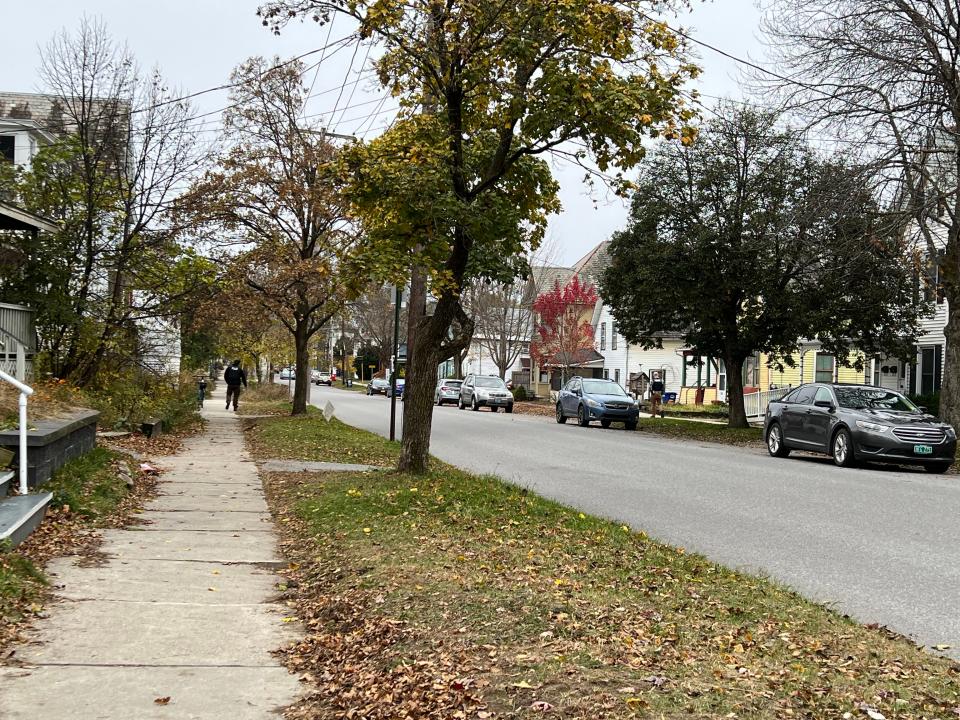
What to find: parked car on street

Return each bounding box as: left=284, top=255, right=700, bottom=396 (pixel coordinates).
left=764, top=383, right=957, bottom=472
left=387, top=378, right=405, bottom=398
left=314, top=371, right=332, bottom=386
left=458, top=374, right=513, bottom=412
left=278, top=367, right=295, bottom=380
left=434, top=379, right=463, bottom=406
left=556, top=376, right=639, bottom=429
left=367, top=378, right=390, bottom=395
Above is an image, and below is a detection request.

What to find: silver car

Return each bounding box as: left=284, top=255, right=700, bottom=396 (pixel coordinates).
left=458, top=374, right=513, bottom=412
left=434, top=378, right=463, bottom=406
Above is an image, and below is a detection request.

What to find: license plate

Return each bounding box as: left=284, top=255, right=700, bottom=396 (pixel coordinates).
left=914, top=444, right=933, bottom=455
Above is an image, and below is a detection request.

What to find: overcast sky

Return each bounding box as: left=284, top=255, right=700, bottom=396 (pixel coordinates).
left=3, top=0, right=767, bottom=266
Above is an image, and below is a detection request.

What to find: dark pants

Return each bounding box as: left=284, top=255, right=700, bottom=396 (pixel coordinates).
left=226, top=384, right=243, bottom=410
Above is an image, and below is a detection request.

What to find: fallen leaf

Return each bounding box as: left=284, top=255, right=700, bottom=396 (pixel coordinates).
left=531, top=700, right=553, bottom=711
left=154, top=696, right=171, bottom=705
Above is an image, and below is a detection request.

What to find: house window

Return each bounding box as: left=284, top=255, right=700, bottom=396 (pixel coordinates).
left=603, top=369, right=609, bottom=379
left=815, top=354, right=835, bottom=383
left=611, top=322, right=618, bottom=350
left=920, top=346, right=942, bottom=395
left=0, top=136, right=14, bottom=163
left=614, top=368, right=621, bottom=384
left=599, top=322, right=606, bottom=351
left=923, top=255, right=946, bottom=304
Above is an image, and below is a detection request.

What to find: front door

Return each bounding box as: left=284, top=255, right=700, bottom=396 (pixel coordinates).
left=874, top=356, right=901, bottom=392
left=716, top=360, right=727, bottom=403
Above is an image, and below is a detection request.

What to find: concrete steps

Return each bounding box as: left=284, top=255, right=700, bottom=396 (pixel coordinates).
left=0, top=468, right=52, bottom=550
left=0, top=491, right=52, bottom=548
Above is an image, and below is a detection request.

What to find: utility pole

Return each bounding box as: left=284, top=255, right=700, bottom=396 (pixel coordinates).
left=389, top=284, right=402, bottom=441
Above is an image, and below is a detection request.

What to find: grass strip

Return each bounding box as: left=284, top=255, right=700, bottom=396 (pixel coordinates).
left=271, top=465, right=960, bottom=717
left=246, top=414, right=400, bottom=466
left=260, top=416, right=959, bottom=719
left=635, top=417, right=762, bottom=445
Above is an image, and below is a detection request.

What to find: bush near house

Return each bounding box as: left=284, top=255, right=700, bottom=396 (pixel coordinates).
left=909, top=392, right=940, bottom=416
left=0, top=371, right=200, bottom=433
left=511, top=385, right=528, bottom=401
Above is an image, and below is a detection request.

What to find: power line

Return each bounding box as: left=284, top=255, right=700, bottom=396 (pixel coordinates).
left=302, top=15, right=337, bottom=120
left=327, top=35, right=364, bottom=135
left=332, top=42, right=373, bottom=133
left=644, top=13, right=952, bottom=139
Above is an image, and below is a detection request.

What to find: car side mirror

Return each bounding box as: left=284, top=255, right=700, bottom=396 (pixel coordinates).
left=918, top=406, right=928, bottom=413
left=813, top=400, right=835, bottom=410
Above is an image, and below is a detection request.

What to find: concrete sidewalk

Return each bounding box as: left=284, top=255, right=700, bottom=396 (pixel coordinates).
left=0, top=391, right=301, bottom=719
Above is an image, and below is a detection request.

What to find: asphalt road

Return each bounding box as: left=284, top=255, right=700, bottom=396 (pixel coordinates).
left=309, top=383, right=960, bottom=656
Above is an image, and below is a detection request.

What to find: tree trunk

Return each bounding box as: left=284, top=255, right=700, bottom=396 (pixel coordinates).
left=292, top=319, right=311, bottom=415
left=940, top=299, right=960, bottom=428
left=725, top=354, right=749, bottom=428
left=398, top=262, right=432, bottom=472
left=398, top=323, right=441, bottom=473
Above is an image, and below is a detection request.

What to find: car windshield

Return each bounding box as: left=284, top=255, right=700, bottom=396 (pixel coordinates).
left=834, top=387, right=918, bottom=412
left=475, top=377, right=506, bottom=388
left=582, top=380, right=628, bottom=396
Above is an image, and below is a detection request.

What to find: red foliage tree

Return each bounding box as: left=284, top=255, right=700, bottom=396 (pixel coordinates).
left=530, top=275, right=599, bottom=384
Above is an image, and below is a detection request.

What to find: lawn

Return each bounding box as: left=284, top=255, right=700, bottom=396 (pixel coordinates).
left=245, top=413, right=400, bottom=466
left=258, top=416, right=960, bottom=720
left=636, top=417, right=763, bottom=446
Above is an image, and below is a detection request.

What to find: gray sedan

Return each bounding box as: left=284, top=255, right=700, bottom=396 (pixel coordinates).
left=764, top=383, right=957, bottom=472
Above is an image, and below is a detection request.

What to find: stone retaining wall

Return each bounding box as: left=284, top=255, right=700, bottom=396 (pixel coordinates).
left=0, top=409, right=100, bottom=487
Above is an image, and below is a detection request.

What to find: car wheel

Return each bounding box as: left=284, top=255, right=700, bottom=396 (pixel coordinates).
left=556, top=404, right=567, bottom=424
left=624, top=420, right=637, bottom=431
left=471, top=395, right=479, bottom=411
left=832, top=427, right=856, bottom=468
left=924, top=462, right=952, bottom=474
left=577, top=405, right=589, bottom=427
left=766, top=423, right=790, bottom=458
left=600, top=419, right=612, bottom=429
left=436, top=396, right=442, bottom=406
left=506, top=404, right=513, bottom=414
left=458, top=396, right=465, bottom=409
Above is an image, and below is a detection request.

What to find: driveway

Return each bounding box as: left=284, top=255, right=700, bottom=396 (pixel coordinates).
left=310, top=384, right=960, bottom=657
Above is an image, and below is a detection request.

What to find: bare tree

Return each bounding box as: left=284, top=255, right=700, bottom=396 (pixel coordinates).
left=351, top=284, right=405, bottom=373
left=466, top=279, right=532, bottom=381
left=184, top=56, right=366, bottom=414
left=762, top=0, right=960, bottom=423
left=27, top=17, right=204, bottom=383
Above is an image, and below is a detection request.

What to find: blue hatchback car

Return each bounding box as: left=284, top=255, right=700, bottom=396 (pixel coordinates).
left=556, top=376, right=639, bottom=429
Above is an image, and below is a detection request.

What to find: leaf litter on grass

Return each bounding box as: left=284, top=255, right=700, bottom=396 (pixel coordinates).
left=261, top=466, right=960, bottom=720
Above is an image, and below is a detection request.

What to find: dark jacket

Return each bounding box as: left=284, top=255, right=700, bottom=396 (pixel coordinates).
left=651, top=379, right=665, bottom=393
left=224, top=365, right=247, bottom=387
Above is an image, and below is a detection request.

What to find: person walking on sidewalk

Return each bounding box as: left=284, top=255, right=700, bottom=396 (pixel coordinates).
left=649, top=371, right=665, bottom=419
left=224, top=359, right=247, bottom=411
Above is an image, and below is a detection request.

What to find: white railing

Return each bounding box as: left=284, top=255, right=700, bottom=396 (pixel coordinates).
left=0, top=369, right=33, bottom=495
left=744, top=386, right=792, bottom=421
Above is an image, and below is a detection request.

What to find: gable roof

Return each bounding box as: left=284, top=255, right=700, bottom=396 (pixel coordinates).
left=571, top=241, right=611, bottom=288
left=0, top=201, right=59, bottom=233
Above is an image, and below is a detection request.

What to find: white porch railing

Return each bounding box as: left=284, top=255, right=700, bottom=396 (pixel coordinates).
left=0, top=369, right=33, bottom=495
left=744, top=386, right=792, bottom=421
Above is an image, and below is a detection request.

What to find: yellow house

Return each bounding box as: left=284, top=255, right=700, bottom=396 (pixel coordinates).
left=758, top=343, right=870, bottom=390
